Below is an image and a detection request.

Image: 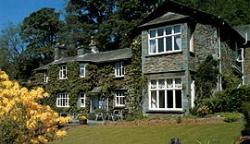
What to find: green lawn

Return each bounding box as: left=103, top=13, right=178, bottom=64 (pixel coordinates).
left=52, top=122, right=243, bottom=144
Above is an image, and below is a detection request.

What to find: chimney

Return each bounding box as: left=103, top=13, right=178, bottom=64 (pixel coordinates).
left=54, top=43, right=66, bottom=60
left=77, top=45, right=90, bottom=56
left=89, top=36, right=99, bottom=53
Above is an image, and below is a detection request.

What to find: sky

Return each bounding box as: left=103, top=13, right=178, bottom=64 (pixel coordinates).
left=0, top=0, right=66, bottom=33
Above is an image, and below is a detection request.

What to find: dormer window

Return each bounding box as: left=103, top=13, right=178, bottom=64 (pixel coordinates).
left=59, top=65, right=67, bottom=79
left=79, top=63, right=86, bottom=78
left=44, top=72, right=48, bottom=83
left=115, top=62, right=124, bottom=77
left=148, top=25, right=182, bottom=55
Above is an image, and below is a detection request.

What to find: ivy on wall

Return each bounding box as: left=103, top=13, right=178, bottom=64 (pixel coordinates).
left=33, top=37, right=146, bottom=116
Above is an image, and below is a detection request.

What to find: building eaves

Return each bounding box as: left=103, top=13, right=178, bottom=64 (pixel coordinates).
left=34, top=48, right=132, bottom=71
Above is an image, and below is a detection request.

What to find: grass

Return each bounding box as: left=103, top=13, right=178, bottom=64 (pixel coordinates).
left=52, top=121, right=243, bottom=144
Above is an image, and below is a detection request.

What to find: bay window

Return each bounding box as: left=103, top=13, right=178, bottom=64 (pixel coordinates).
left=149, top=78, right=182, bottom=111
left=148, top=25, right=182, bottom=54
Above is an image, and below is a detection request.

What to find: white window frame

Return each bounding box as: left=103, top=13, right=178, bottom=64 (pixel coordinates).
left=115, top=62, right=125, bottom=77
left=79, top=63, right=86, bottom=78
left=148, top=78, right=183, bottom=111
left=148, top=24, right=182, bottom=55
left=56, top=93, right=70, bottom=107
left=115, top=91, right=125, bottom=107
left=78, top=92, right=86, bottom=107
left=59, top=65, right=67, bottom=79
left=44, top=72, right=48, bottom=83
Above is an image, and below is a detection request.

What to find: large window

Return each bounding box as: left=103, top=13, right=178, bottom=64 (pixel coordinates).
left=78, top=93, right=85, bottom=107
left=79, top=63, right=86, bottom=78
left=149, top=78, right=182, bottom=111
left=148, top=25, right=182, bottom=54
left=59, top=65, right=67, bottom=79
left=115, top=62, right=125, bottom=77
left=56, top=93, right=69, bottom=107
left=115, top=91, right=125, bottom=107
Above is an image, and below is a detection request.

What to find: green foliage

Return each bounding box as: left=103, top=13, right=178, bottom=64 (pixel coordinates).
left=222, top=71, right=241, bottom=90
left=176, top=0, right=250, bottom=26
left=241, top=102, right=250, bottom=135
left=220, top=112, right=241, bottom=123
left=195, top=55, right=219, bottom=103
left=196, top=106, right=210, bottom=117
left=0, top=118, right=19, bottom=144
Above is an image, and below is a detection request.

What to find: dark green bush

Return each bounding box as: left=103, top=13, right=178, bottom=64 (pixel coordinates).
left=0, top=118, right=19, bottom=144
left=203, top=86, right=250, bottom=113
left=87, top=113, right=96, bottom=120
left=241, top=102, right=250, bottom=136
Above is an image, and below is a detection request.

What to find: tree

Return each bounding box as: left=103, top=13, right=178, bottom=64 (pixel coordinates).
left=195, top=55, right=219, bottom=103
left=62, top=0, right=158, bottom=52
left=21, top=8, right=62, bottom=63
left=19, top=8, right=62, bottom=80
left=176, top=0, right=250, bottom=26
left=0, top=70, right=69, bottom=143
left=0, top=24, right=24, bottom=79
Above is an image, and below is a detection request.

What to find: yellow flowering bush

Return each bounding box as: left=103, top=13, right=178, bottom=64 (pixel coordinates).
left=0, top=70, right=69, bottom=144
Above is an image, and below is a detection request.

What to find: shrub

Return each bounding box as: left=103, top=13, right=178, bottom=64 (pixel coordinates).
left=220, top=112, right=241, bottom=123
left=0, top=70, right=69, bottom=143
left=241, top=102, right=250, bottom=136
left=87, top=113, right=96, bottom=120
left=196, top=106, right=210, bottom=117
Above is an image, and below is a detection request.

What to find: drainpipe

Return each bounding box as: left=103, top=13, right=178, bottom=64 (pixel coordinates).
left=241, top=32, right=248, bottom=85
left=218, top=28, right=222, bottom=91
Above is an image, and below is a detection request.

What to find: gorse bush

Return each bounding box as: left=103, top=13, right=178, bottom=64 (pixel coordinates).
left=0, top=70, right=69, bottom=144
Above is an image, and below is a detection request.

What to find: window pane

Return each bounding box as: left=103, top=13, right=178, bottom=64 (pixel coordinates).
left=150, top=40, right=156, bottom=53
left=159, top=90, right=165, bottom=108
left=174, top=25, right=181, bottom=33
left=157, top=28, right=164, bottom=36
left=175, top=90, right=182, bottom=108
left=158, top=38, right=164, bottom=53
left=120, top=97, right=125, bottom=105
left=175, top=78, right=182, bottom=88
left=167, top=79, right=173, bottom=88
left=174, top=35, right=181, bottom=50
left=167, top=90, right=173, bottom=108
left=150, top=30, right=156, bottom=38
left=158, top=79, right=165, bottom=89
left=166, top=27, right=172, bottom=35
left=166, top=36, right=172, bottom=51
left=151, top=91, right=157, bottom=108
left=151, top=80, right=157, bottom=89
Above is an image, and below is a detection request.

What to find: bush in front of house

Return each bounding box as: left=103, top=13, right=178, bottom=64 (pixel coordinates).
left=202, top=86, right=250, bottom=113
left=220, top=112, right=241, bottom=123
left=241, top=102, right=250, bottom=136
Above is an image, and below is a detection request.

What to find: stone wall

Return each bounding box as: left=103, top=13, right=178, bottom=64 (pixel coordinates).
left=244, top=47, right=250, bottom=84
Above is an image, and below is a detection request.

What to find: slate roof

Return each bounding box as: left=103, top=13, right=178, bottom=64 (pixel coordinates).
left=140, top=12, right=188, bottom=28
left=138, top=0, right=245, bottom=45
left=35, top=48, right=132, bottom=71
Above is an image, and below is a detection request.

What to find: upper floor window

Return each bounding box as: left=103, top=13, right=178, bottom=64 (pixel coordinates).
left=115, top=62, right=125, bottom=77
left=78, top=92, right=86, bottom=107
left=56, top=93, right=69, bottom=107
left=59, top=65, right=67, bottom=79
left=148, top=25, right=182, bottom=55
left=79, top=63, right=86, bottom=78
left=115, top=91, right=125, bottom=107
left=44, top=72, right=48, bottom=83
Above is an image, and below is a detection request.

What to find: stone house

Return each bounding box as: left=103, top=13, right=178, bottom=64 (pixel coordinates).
left=139, top=0, right=246, bottom=116
left=34, top=0, right=249, bottom=116
left=35, top=39, right=132, bottom=116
